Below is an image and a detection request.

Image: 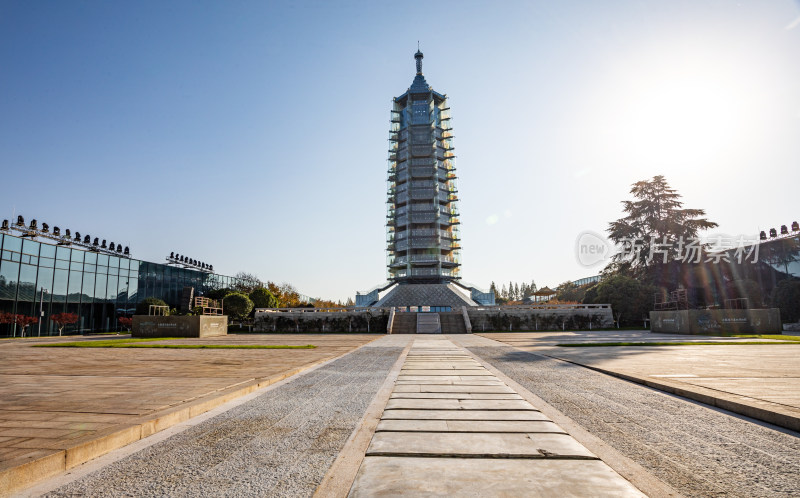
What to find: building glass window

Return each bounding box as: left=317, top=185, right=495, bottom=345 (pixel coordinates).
left=81, top=271, right=95, bottom=303
left=56, top=246, right=70, bottom=261
left=17, top=263, right=38, bottom=302
left=67, top=270, right=83, bottom=303
left=94, top=273, right=107, bottom=304
left=0, top=260, right=20, bottom=301
left=52, top=269, right=68, bottom=304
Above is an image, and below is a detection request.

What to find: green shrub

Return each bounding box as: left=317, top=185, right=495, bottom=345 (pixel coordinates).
left=224, top=292, right=254, bottom=320
left=249, top=288, right=279, bottom=309
left=135, top=297, right=169, bottom=316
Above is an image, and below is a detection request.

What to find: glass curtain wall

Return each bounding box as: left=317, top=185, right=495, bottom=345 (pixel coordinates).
left=0, top=232, right=241, bottom=336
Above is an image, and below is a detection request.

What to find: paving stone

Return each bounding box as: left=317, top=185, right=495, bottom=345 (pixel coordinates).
left=390, top=392, right=523, bottom=400
left=385, top=399, right=537, bottom=411
left=380, top=409, right=550, bottom=421
left=350, top=457, right=644, bottom=497
left=399, top=369, right=492, bottom=376
left=366, top=432, right=597, bottom=458
left=377, top=420, right=564, bottom=433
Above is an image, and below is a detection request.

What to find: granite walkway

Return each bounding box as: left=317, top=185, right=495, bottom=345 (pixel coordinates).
left=348, top=337, right=643, bottom=497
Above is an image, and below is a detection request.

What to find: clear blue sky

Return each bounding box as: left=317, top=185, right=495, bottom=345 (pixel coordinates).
left=2, top=1, right=799, bottom=302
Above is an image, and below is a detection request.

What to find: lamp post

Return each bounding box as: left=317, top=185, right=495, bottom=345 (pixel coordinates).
left=38, top=288, right=47, bottom=337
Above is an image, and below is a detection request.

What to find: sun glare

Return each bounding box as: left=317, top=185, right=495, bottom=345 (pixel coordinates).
left=589, top=39, right=776, bottom=175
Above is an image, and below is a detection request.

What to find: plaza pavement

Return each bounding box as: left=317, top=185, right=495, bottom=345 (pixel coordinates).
left=478, top=330, right=800, bottom=431
left=3, top=329, right=799, bottom=496
left=0, top=333, right=380, bottom=495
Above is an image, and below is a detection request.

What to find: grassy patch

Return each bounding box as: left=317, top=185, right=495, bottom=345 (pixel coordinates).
left=722, top=334, right=800, bottom=341
left=34, top=337, right=179, bottom=347
left=557, top=340, right=800, bottom=347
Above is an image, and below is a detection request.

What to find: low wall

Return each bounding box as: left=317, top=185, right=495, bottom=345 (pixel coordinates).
left=254, top=308, right=389, bottom=333
left=132, top=315, right=228, bottom=338
left=466, top=305, right=614, bottom=332
left=650, top=309, right=782, bottom=335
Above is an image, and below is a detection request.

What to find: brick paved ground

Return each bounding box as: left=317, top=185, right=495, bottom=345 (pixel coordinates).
left=0, top=333, right=379, bottom=493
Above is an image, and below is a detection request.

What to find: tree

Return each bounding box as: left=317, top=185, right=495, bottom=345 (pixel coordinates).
left=206, top=288, right=235, bottom=300
left=556, top=281, right=582, bottom=303
left=51, top=312, right=79, bottom=336
left=249, top=287, right=279, bottom=309
left=135, top=297, right=169, bottom=316
left=489, top=281, right=497, bottom=298
left=500, top=284, right=507, bottom=299
left=118, top=317, right=133, bottom=333
left=592, top=274, right=656, bottom=327
left=224, top=292, right=254, bottom=321
left=233, top=272, right=263, bottom=294
left=16, top=315, right=38, bottom=337
left=607, top=175, right=717, bottom=283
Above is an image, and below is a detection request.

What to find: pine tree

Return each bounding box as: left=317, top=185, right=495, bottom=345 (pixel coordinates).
left=501, top=284, right=507, bottom=299
left=608, top=175, right=717, bottom=278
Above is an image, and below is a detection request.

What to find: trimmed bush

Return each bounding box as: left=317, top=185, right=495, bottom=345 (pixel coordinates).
left=135, top=297, right=168, bottom=316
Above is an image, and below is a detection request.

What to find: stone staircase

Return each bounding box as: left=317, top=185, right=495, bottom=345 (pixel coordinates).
left=439, top=312, right=467, bottom=334
left=416, top=313, right=442, bottom=334
left=390, top=313, right=417, bottom=334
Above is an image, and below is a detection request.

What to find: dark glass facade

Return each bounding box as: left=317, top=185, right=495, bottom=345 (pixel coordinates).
left=0, top=232, right=240, bottom=336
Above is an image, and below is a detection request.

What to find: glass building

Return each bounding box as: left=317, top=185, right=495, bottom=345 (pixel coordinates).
left=386, top=49, right=461, bottom=283
left=0, top=231, right=240, bottom=336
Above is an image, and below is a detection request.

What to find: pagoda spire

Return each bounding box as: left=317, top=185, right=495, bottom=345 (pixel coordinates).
left=414, top=46, right=423, bottom=75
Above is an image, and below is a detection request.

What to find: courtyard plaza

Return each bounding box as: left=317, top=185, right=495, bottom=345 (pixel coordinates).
left=0, top=330, right=797, bottom=496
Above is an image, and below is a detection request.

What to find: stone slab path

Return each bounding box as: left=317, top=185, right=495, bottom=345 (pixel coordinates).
left=349, top=337, right=643, bottom=497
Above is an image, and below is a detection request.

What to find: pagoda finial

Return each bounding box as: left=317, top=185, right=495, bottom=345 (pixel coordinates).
left=414, top=45, right=423, bottom=75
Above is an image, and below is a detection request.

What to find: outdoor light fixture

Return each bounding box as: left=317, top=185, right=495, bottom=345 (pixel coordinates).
left=793, top=221, right=799, bottom=232
left=760, top=231, right=767, bottom=241
left=101, top=240, right=107, bottom=249
left=109, top=242, right=115, bottom=251
left=165, top=252, right=214, bottom=273
left=29, top=219, right=37, bottom=230
left=83, top=235, right=90, bottom=244
left=74, top=232, right=81, bottom=242
left=65, top=229, right=71, bottom=238
left=116, top=245, right=122, bottom=253
left=124, top=247, right=130, bottom=256
left=781, top=225, right=789, bottom=235
left=769, top=228, right=777, bottom=238
left=53, top=227, right=60, bottom=236
left=1, top=220, right=8, bottom=230
left=16, top=216, right=24, bottom=227
left=41, top=223, right=49, bottom=233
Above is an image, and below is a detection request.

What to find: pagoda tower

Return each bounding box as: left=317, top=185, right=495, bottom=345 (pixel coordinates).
left=385, top=49, right=461, bottom=283
left=355, top=50, right=494, bottom=310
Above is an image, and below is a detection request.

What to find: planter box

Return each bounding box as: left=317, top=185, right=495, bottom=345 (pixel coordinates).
left=650, top=309, right=781, bottom=335
left=132, top=315, right=228, bottom=338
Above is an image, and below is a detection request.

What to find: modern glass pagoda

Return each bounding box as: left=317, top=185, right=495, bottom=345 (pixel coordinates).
left=386, top=50, right=461, bottom=283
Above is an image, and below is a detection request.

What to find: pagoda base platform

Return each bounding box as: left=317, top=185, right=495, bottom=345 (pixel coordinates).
left=374, top=283, right=478, bottom=309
